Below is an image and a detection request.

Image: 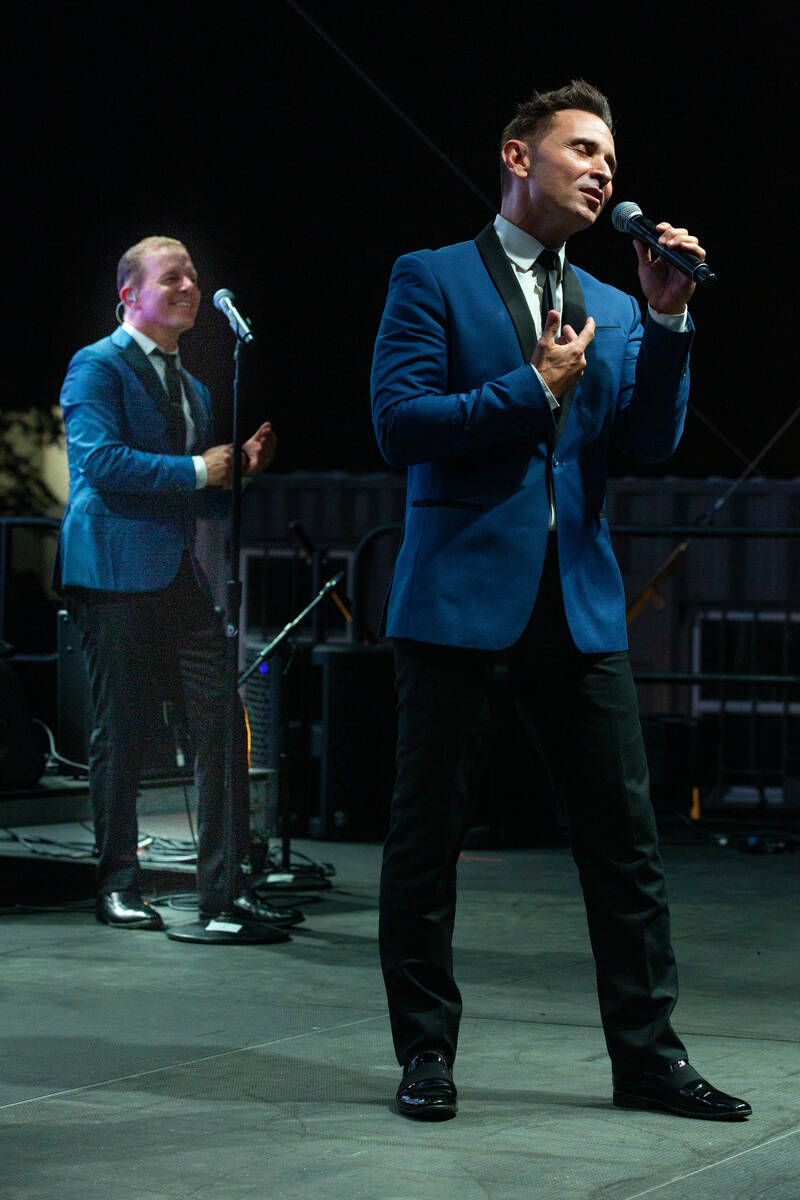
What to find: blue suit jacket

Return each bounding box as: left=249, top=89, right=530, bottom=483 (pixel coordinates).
left=57, top=325, right=225, bottom=592
left=371, top=225, right=693, bottom=653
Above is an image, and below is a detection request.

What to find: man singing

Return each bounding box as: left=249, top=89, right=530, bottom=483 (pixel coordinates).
left=371, top=81, right=750, bottom=1121
left=57, top=235, right=302, bottom=934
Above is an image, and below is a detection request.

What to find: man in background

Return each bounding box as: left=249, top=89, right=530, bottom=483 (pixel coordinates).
left=57, top=235, right=301, bottom=934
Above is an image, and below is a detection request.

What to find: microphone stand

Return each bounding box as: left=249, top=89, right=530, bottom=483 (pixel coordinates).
left=168, top=331, right=287, bottom=945
left=239, top=573, right=343, bottom=891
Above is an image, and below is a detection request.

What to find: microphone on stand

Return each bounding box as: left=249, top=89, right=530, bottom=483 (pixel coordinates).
left=290, top=521, right=353, bottom=623
left=611, top=202, right=717, bottom=288
left=213, top=288, right=255, bottom=343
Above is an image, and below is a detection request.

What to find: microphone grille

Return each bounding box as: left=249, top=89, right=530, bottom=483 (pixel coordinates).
left=213, top=288, right=234, bottom=310
left=611, top=201, right=642, bottom=233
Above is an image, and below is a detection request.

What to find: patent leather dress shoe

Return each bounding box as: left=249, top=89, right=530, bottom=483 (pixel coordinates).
left=199, top=891, right=304, bottom=929
left=613, top=1059, right=751, bottom=1120
left=396, top=1051, right=457, bottom=1121
left=96, top=891, right=165, bottom=931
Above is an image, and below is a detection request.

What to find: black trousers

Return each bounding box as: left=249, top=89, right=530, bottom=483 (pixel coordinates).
left=67, top=555, right=249, bottom=912
left=379, top=543, right=687, bottom=1075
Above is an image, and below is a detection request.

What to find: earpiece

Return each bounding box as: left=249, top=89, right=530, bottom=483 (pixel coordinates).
left=128, top=291, right=137, bottom=302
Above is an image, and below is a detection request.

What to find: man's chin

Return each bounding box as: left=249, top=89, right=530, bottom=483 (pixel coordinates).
left=564, top=209, right=597, bottom=238
left=581, top=197, right=606, bottom=223
left=574, top=201, right=605, bottom=232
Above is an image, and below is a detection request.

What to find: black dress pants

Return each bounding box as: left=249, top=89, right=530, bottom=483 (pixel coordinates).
left=67, top=555, right=249, bottom=912
left=379, top=543, right=687, bottom=1075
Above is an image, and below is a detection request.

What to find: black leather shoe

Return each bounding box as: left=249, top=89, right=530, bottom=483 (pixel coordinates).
left=199, top=890, right=304, bottom=929
left=96, top=891, right=165, bottom=931
left=396, top=1051, right=457, bottom=1120
left=613, top=1059, right=751, bottom=1120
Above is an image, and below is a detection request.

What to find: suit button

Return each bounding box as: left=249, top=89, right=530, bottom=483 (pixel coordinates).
left=552, top=455, right=560, bottom=467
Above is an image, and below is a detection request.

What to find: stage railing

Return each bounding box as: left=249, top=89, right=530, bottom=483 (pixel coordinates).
left=615, top=522, right=800, bottom=815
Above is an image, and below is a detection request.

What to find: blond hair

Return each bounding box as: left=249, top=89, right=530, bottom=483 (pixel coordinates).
left=116, top=235, right=187, bottom=295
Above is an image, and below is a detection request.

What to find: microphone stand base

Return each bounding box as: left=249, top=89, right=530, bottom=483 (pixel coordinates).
left=251, top=872, right=333, bottom=895
left=165, top=916, right=291, bottom=945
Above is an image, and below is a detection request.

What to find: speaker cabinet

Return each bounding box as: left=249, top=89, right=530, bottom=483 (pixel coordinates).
left=640, top=713, right=717, bottom=814
left=308, top=643, right=396, bottom=841
left=242, top=641, right=314, bottom=836
left=0, top=660, right=45, bottom=786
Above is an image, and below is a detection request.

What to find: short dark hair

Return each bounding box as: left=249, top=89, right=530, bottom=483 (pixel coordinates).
left=499, top=79, right=614, bottom=193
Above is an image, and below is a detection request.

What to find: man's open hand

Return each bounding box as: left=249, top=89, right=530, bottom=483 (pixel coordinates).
left=532, top=311, right=596, bottom=398
left=242, top=421, right=277, bottom=476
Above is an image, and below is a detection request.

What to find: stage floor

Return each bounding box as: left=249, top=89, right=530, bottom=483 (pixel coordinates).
left=0, top=800, right=798, bottom=1200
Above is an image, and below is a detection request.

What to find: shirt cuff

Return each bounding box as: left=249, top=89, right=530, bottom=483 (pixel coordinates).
left=648, top=304, right=688, bottom=333
left=192, top=455, right=208, bottom=489
left=531, top=364, right=560, bottom=411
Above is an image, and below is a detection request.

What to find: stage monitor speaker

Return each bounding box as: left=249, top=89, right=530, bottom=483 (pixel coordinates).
left=308, top=643, right=396, bottom=841
left=0, top=660, right=45, bottom=787
left=242, top=641, right=314, bottom=768
left=640, top=713, right=717, bottom=813
left=242, top=640, right=314, bottom=836
left=57, top=610, right=92, bottom=769
left=57, top=609, right=193, bottom=778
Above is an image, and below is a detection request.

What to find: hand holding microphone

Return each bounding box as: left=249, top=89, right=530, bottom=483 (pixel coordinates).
left=612, top=202, right=714, bottom=314
left=612, top=203, right=715, bottom=286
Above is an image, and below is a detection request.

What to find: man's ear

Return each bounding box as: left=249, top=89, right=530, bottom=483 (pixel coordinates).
left=501, top=139, right=531, bottom=179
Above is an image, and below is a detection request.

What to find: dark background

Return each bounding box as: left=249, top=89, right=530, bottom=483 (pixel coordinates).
left=7, top=1, right=798, bottom=479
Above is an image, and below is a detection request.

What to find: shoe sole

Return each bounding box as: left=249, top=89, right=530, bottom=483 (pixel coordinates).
left=613, top=1090, right=751, bottom=1120
left=397, top=1100, right=457, bottom=1121
left=199, top=912, right=302, bottom=929
left=96, top=917, right=164, bottom=930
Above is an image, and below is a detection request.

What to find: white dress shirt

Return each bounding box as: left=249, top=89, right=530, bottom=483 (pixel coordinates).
left=492, top=214, right=688, bottom=528
left=122, top=321, right=207, bottom=488
left=493, top=213, right=688, bottom=407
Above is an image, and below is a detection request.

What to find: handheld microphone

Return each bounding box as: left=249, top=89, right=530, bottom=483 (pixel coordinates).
left=611, top=202, right=716, bottom=288
left=213, top=288, right=255, bottom=343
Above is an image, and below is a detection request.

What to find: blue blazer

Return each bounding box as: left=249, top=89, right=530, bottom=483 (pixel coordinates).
left=371, top=225, right=693, bottom=653
left=57, top=325, right=224, bottom=592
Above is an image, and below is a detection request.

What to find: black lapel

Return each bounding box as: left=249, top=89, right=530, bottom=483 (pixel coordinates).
left=474, top=226, right=588, bottom=446
left=553, top=259, right=587, bottom=446
left=474, top=223, right=537, bottom=362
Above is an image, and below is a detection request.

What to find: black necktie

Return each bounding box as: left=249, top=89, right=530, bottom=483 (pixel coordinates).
left=153, top=350, right=186, bottom=452
left=536, top=249, right=560, bottom=336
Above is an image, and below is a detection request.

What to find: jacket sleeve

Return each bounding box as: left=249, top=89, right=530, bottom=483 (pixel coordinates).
left=611, top=301, right=693, bottom=463
left=371, top=252, right=556, bottom=468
